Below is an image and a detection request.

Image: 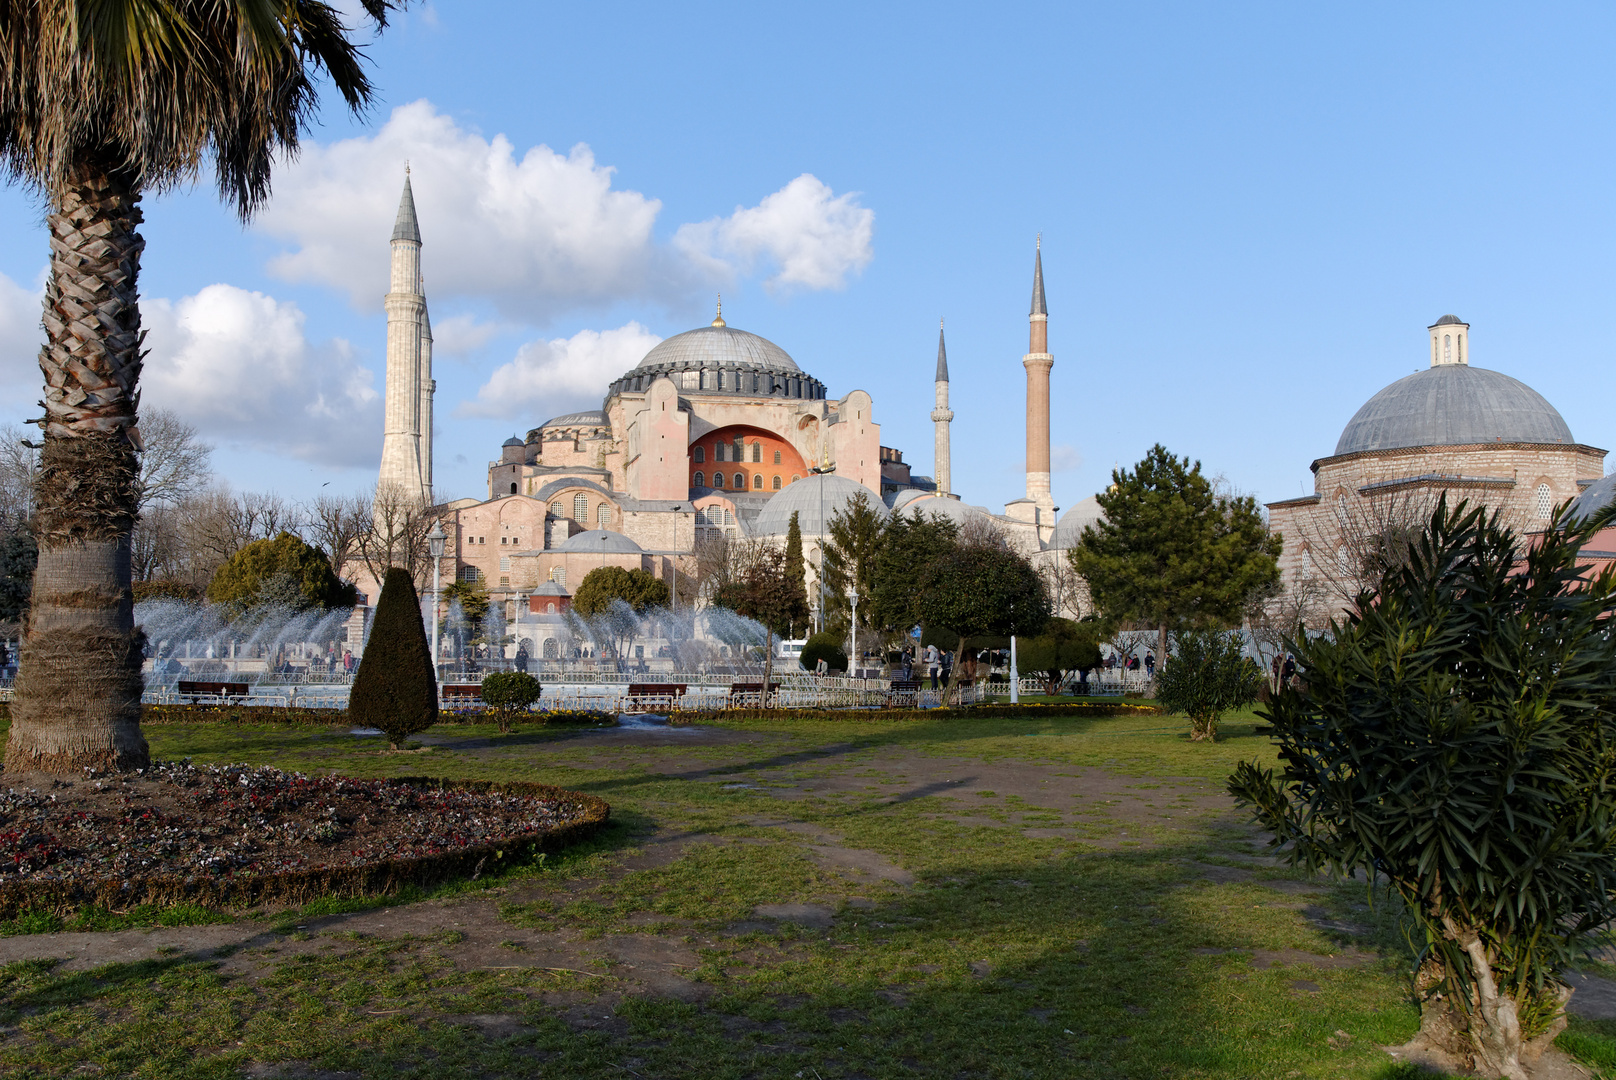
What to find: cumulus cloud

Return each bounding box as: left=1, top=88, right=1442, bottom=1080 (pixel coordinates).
left=258, top=102, right=874, bottom=316
left=141, top=285, right=380, bottom=465
left=430, top=312, right=504, bottom=358
left=459, top=323, right=662, bottom=421
left=674, top=174, right=874, bottom=292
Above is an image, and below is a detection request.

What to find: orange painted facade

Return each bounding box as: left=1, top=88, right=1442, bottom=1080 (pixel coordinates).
left=689, top=424, right=808, bottom=493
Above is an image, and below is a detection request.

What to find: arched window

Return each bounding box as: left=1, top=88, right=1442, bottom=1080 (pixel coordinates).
left=1336, top=494, right=1347, bottom=522
left=1536, top=483, right=1553, bottom=519
left=734, top=472, right=745, bottom=489
left=772, top=475, right=782, bottom=490
left=1337, top=546, right=1352, bottom=576
left=693, top=446, right=705, bottom=463
left=790, top=474, right=801, bottom=483
left=546, top=603, right=556, bottom=614
left=733, top=437, right=744, bottom=459
left=774, top=450, right=782, bottom=464
left=753, top=474, right=763, bottom=489
left=550, top=502, right=562, bottom=517
left=573, top=493, right=589, bottom=519
left=715, top=441, right=727, bottom=462
left=1444, top=333, right=1452, bottom=364
left=509, top=482, right=518, bottom=494
left=714, top=473, right=725, bottom=488
left=1299, top=549, right=1313, bottom=581
left=543, top=638, right=558, bottom=659
left=693, top=471, right=704, bottom=487
left=597, top=504, right=612, bottom=525
left=752, top=442, right=762, bottom=462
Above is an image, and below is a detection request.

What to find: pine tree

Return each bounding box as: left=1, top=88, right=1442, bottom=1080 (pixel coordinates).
left=349, top=567, right=438, bottom=749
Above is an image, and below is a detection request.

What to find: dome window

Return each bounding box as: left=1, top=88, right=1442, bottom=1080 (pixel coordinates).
left=1536, top=484, right=1553, bottom=519
left=752, top=442, right=762, bottom=462
left=734, top=472, right=745, bottom=489
left=550, top=501, right=562, bottom=517
left=774, top=450, right=782, bottom=464
left=773, top=475, right=782, bottom=490
left=714, top=473, right=725, bottom=489
left=753, top=474, right=763, bottom=490
left=573, top=493, right=589, bottom=519
left=715, top=441, right=727, bottom=462
left=693, top=471, right=704, bottom=487
left=693, top=446, right=705, bottom=463
left=598, top=504, right=612, bottom=525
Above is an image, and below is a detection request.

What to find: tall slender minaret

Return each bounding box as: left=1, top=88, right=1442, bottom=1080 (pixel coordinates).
left=931, top=319, right=953, bottom=496
left=1023, top=237, right=1055, bottom=522
left=379, top=170, right=433, bottom=502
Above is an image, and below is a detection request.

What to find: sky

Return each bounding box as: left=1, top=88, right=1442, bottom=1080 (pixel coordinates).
left=1, top=1, right=1613, bottom=517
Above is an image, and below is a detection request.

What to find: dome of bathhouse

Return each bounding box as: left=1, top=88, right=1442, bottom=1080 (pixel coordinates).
left=1569, top=472, right=1616, bottom=523
left=1333, top=366, right=1575, bottom=457
left=604, top=324, right=827, bottom=400
left=555, top=529, right=643, bottom=554
left=1049, top=494, right=1106, bottom=550
left=752, top=473, right=888, bottom=537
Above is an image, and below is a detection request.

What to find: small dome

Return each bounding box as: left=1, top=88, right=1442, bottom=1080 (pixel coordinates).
left=751, top=475, right=887, bottom=536
left=1568, top=473, right=1616, bottom=524
left=555, top=529, right=643, bottom=554
left=1050, top=494, right=1106, bottom=550
left=892, top=494, right=987, bottom=528
left=531, top=580, right=571, bottom=596
left=1433, top=314, right=1466, bottom=326
left=540, top=410, right=608, bottom=429
left=1334, top=365, right=1574, bottom=456
left=502, top=436, right=523, bottom=448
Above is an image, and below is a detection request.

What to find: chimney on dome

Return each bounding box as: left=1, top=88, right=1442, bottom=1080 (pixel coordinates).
left=1429, top=314, right=1469, bottom=367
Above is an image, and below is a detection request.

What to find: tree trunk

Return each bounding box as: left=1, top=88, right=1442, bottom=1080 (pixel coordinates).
left=762, top=631, right=775, bottom=708
left=942, top=635, right=967, bottom=707
left=4, top=167, right=149, bottom=775
left=1410, top=933, right=1571, bottom=1080
left=1157, top=624, right=1168, bottom=683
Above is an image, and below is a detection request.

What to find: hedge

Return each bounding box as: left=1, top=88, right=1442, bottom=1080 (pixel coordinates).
left=131, top=704, right=614, bottom=727
left=674, top=701, right=1162, bottom=723
left=0, top=777, right=609, bottom=920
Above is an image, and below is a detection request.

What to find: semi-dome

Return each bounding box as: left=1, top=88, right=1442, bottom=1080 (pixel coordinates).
left=1049, top=494, right=1106, bottom=550
left=1333, top=365, right=1574, bottom=457
left=555, top=529, right=643, bottom=554
left=605, top=322, right=826, bottom=401
left=751, top=474, right=887, bottom=536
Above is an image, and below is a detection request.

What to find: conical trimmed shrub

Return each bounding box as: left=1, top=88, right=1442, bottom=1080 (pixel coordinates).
left=350, top=567, right=438, bottom=748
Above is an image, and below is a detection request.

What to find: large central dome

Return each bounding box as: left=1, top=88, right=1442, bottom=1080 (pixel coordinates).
left=1334, top=364, right=1574, bottom=457
left=604, top=319, right=825, bottom=401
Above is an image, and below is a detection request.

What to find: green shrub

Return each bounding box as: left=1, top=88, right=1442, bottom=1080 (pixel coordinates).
left=481, top=671, right=542, bottom=733
left=348, top=567, right=437, bottom=749
left=1230, top=498, right=1616, bottom=1076
left=1153, top=629, right=1261, bottom=741
left=206, top=532, right=356, bottom=613
left=798, top=630, right=847, bottom=673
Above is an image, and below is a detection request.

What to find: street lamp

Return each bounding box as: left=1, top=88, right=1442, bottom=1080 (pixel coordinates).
left=846, top=585, right=859, bottom=681
left=427, top=521, right=447, bottom=678
left=811, top=462, right=835, bottom=634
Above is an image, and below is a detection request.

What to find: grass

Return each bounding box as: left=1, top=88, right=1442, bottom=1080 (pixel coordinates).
left=0, top=709, right=1500, bottom=1078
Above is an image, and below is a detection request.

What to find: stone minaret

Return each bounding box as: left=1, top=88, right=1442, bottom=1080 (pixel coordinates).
left=378, top=171, right=433, bottom=502
left=1023, top=237, right=1055, bottom=521
left=931, top=320, right=953, bottom=496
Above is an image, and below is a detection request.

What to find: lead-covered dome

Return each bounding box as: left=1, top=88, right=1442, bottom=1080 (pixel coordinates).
left=1334, top=365, right=1574, bottom=457
left=1049, top=494, right=1106, bottom=550
left=605, top=322, right=826, bottom=401
left=751, top=474, right=886, bottom=536
left=555, top=529, right=642, bottom=554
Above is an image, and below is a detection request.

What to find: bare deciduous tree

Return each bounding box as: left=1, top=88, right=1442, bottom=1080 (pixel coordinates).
left=354, top=484, right=443, bottom=588
left=0, top=425, right=40, bottom=528
left=132, top=408, right=212, bottom=510
left=304, top=492, right=370, bottom=580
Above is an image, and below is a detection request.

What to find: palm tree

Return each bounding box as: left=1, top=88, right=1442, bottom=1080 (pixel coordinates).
left=0, top=1, right=401, bottom=773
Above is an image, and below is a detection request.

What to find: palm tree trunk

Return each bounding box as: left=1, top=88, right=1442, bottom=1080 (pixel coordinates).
left=4, top=167, right=149, bottom=775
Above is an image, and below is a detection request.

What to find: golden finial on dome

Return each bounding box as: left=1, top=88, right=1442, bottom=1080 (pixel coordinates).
left=712, top=294, right=726, bottom=328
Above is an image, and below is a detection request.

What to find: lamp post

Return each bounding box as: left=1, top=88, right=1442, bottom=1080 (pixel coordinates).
left=811, top=462, right=835, bottom=634
left=1009, top=634, right=1019, bottom=705
left=427, top=521, right=446, bottom=679
left=847, top=585, right=859, bottom=681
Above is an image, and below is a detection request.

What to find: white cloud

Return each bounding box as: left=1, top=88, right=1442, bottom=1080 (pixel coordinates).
left=259, top=101, right=667, bottom=316
left=674, top=174, right=874, bottom=292
left=459, top=323, right=663, bottom=421
left=0, top=271, right=43, bottom=407
left=431, top=312, right=504, bottom=358
left=258, top=102, right=875, bottom=316
left=141, top=285, right=380, bottom=465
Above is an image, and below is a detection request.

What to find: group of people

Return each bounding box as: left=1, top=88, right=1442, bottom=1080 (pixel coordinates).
left=894, top=644, right=953, bottom=690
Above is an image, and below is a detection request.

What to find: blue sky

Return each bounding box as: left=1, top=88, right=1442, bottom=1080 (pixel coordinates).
left=0, top=2, right=1612, bottom=515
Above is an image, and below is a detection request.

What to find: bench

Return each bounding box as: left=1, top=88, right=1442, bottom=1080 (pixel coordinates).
left=442, top=684, right=483, bottom=705
left=176, top=680, right=249, bottom=703
left=727, top=682, right=779, bottom=708
left=624, top=683, right=686, bottom=712
left=886, top=679, right=921, bottom=708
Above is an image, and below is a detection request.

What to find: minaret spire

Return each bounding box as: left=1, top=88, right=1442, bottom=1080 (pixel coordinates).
left=931, top=318, right=953, bottom=496
left=1010, top=236, right=1055, bottom=531
left=379, top=170, right=431, bottom=503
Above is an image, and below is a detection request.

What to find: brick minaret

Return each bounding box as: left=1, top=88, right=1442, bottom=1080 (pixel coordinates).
left=379, top=170, right=433, bottom=502
left=1023, top=237, right=1055, bottom=521
left=931, top=320, right=953, bottom=495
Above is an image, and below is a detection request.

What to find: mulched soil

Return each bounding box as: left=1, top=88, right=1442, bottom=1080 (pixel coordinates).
left=0, top=761, right=589, bottom=883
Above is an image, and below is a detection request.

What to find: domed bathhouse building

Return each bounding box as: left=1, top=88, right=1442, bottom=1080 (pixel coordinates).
left=1265, top=315, right=1607, bottom=621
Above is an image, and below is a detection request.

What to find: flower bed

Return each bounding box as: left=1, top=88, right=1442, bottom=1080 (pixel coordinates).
left=134, top=704, right=616, bottom=727
left=0, top=763, right=608, bottom=918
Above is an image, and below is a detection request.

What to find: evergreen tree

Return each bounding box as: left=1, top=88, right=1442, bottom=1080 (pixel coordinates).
left=349, top=567, right=438, bottom=750
left=0, top=527, right=37, bottom=622
left=870, top=509, right=959, bottom=636
left=206, top=532, right=356, bottom=614
left=916, top=543, right=1049, bottom=703
left=1071, top=444, right=1280, bottom=665
left=821, top=491, right=885, bottom=636
left=712, top=546, right=810, bottom=698
left=572, top=566, right=670, bottom=616
left=1016, top=617, right=1104, bottom=696
left=784, top=511, right=806, bottom=608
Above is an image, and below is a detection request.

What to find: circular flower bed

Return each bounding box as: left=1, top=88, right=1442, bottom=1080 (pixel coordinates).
left=0, top=762, right=608, bottom=916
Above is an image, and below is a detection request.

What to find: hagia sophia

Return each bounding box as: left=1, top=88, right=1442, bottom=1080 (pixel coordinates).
left=367, top=173, right=1615, bottom=653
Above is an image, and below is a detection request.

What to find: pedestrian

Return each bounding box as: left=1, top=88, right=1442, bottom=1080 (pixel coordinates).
left=515, top=645, right=529, bottom=673
left=940, top=650, right=953, bottom=692
left=1144, top=652, right=1156, bottom=678
left=926, top=644, right=940, bottom=690
left=342, top=650, right=354, bottom=674
left=901, top=647, right=914, bottom=682
left=1282, top=654, right=1296, bottom=686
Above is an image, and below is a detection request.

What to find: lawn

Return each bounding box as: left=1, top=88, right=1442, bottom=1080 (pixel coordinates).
left=0, top=709, right=1483, bottom=1078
